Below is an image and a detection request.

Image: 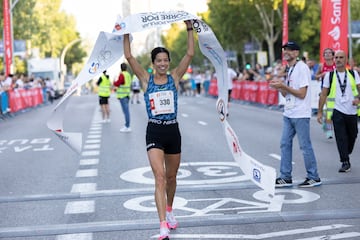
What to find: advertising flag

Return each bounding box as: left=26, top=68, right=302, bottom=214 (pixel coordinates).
left=320, top=0, right=348, bottom=62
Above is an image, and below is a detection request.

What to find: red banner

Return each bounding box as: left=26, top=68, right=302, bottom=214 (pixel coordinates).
left=3, top=0, right=12, bottom=76
left=320, top=0, right=348, bottom=62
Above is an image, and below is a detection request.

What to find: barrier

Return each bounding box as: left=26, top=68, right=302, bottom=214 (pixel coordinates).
left=6, top=88, right=44, bottom=113
left=210, top=80, right=279, bottom=106
left=1, top=92, right=9, bottom=113
left=208, top=79, right=218, bottom=96
left=209, top=79, right=325, bottom=107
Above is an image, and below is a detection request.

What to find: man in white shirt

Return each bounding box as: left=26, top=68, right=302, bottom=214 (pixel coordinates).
left=270, top=41, right=321, bottom=188
left=317, top=50, right=360, bottom=173
left=227, top=67, right=237, bottom=116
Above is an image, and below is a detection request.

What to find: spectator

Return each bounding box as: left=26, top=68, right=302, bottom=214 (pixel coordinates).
left=315, top=48, right=336, bottom=139
left=114, top=63, right=132, bottom=132
left=269, top=41, right=322, bottom=188
left=317, top=50, right=360, bottom=173
left=130, top=75, right=141, bottom=104
left=193, top=69, right=203, bottom=96
left=348, top=58, right=360, bottom=74
left=96, top=70, right=111, bottom=122
left=227, top=67, right=237, bottom=116
left=0, top=72, right=5, bottom=118
left=255, top=63, right=265, bottom=81
left=306, top=59, right=319, bottom=81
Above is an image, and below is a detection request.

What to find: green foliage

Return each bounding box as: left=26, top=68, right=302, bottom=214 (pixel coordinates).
left=0, top=0, right=87, bottom=75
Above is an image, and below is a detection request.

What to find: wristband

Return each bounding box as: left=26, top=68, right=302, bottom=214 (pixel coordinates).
left=187, top=27, right=193, bottom=31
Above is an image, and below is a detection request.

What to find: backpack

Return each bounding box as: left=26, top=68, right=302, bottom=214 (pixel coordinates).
left=327, top=69, right=355, bottom=95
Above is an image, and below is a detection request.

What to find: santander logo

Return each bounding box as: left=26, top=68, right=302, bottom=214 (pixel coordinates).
left=328, top=26, right=340, bottom=41
left=327, top=0, right=343, bottom=48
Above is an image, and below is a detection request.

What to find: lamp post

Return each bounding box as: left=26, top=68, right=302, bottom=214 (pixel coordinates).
left=60, top=38, right=81, bottom=89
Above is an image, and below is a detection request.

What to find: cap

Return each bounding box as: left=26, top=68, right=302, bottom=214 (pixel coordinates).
left=282, top=41, right=300, bottom=50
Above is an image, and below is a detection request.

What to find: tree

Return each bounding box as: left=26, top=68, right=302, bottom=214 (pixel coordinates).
left=0, top=0, right=87, bottom=74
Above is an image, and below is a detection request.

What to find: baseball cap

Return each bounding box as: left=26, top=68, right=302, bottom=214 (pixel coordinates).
left=282, top=41, right=300, bottom=50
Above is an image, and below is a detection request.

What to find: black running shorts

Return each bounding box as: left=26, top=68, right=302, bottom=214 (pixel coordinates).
left=146, top=121, right=181, bottom=154
left=99, top=96, right=109, bottom=105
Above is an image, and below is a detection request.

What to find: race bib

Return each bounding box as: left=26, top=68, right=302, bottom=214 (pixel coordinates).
left=149, top=90, right=175, bottom=116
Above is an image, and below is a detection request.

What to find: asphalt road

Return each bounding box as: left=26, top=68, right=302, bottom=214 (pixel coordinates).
left=0, top=93, right=359, bottom=240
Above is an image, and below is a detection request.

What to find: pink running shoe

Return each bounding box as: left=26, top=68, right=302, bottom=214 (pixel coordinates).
left=158, top=221, right=169, bottom=240
left=166, top=211, right=178, bottom=229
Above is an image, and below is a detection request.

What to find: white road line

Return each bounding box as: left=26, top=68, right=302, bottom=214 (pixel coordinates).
left=87, top=135, right=101, bottom=139
left=85, top=139, right=101, bottom=144
left=269, top=153, right=281, bottom=160
left=152, top=224, right=353, bottom=239
left=295, top=232, right=360, bottom=240
left=71, top=183, right=97, bottom=193
left=181, top=113, right=189, bottom=117
left=64, top=201, right=95, bottom=214
left=83, top=144, right=100, bottom=149
left=198, top=121, right=207, bottom=126
left=80, top=159, right=99, bottom=166
left=88, top=131, right=101, bottom=134
left=269, top=153, right=295, bottom=165
left=81, top=150, right=100, bottom=156
left=75, top=169, right=98, bottom=178
left=56, top=233, right=93, bottom=240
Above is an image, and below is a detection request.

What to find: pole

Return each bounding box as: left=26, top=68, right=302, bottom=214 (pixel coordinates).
left=282, top=0, right=288, bottom=65
left=60, top=39, right=81, bottom=89
left=10, top=0, right=19, bottom=74
left=3, top=0, right=12, bottom=76
left=348, top=0, right=352, bottom=60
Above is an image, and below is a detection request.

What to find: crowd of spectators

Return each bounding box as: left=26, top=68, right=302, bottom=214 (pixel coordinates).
left=0, top=72, right=57, bottom=119
left=177, top=56, right=360, bottom=98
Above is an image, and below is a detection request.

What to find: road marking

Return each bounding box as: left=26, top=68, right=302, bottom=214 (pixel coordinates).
left=269, top=153, right=295, bottom=165
left=81, top=150, right=100, bottom=156
left=85, top=139, right=101, bottom=144
left=151, top=224, right=353, bottom=239
left=64, top=201, right=95, bottom=214
left=79, top=159, right=99, bottom=166
left=0, top=217, right=357, bottom=238
left=120, top=162, right=248, bottom=185
left=83, top=144, right=100, bottom=150
left=71, top=183, right=97, bottom=193
left=56, top=233, right=93, bottom=240
left=87, top=135, right=101, bottom=139
left=269, top=153, right=281, bottom=160
left=198, top=121, right=207, bottom=125
left=76, top=169, right=98, bottom=178
left=88, top=132, right=101, bottom=135
left=295, top=232, right=360, bottom=240
left=181, top=113, right=189, bottom=117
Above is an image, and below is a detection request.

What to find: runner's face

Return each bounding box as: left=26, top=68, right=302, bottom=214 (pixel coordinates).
left=153, top=53, right=170, bottom=74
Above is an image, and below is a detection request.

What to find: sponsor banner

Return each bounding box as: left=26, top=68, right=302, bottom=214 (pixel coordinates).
left=320, top=0, right=348, bottom=62
left=7, top=88, right=44, bottom=112
left=47, top=11, right=276, bottom=196
left=219, top=101, right=276, bottom=196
